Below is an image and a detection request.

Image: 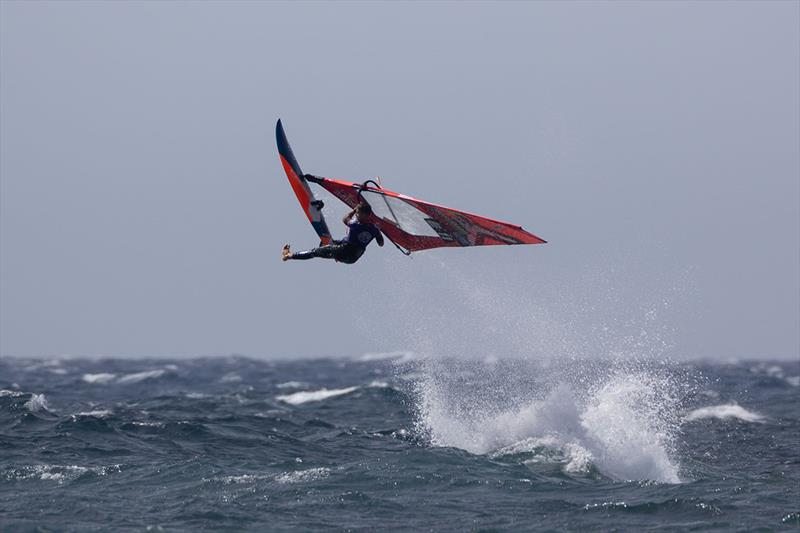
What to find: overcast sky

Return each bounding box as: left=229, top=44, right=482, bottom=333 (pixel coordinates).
left=1, top=1, right=798, bottom=361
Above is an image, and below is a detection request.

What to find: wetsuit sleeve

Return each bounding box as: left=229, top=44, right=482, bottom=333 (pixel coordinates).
left=373, top=225, right=384, bottom=245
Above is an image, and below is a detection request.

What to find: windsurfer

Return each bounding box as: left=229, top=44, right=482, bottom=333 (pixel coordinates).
left=282, top=201, right=384, bottom=264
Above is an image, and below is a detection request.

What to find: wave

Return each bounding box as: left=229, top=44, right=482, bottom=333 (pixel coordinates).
left=355, top=351, right=418, bottom=363
left=23, top=393, right=50, bottom=413
left=275, top=380, right=393, bottom=405
left=116, top=369, right=167, bottom=384
left=685, top=404, right=765, bottom=423
left=184, top=392, right=212, bottom=399
left=81, top=369, right=172, bottom=385
left=215, top=473, right=274, bottom=484
left=74, top=410, right=113, bottom=419
left=1, top=391, right=55, bottom=419
left=277, top=387, right=358, bottom=405
left=750, top=363, right=786, bottom=378
left=210, top=467, right=331, bottom=485
left=491, top=436, right=594, bottom=474
left=2, top=464, right=121, bottom=484
left=82, top=373, right=117, bottom=384
left=748, top=363, right=799, bottom=386
left=413, top=360, right=684, bottom=483
left=219, top=372, right=242, bottom=383
left=274, top=467, right=330, bottom=484
left=276, top=381, right=310, bottom=390
left=133, top=421, right=163, bottom=427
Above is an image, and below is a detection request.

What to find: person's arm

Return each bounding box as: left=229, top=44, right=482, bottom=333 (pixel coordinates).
left=375, top=228, right=385, bottom=247
left=342, top=207, right=357, bottom=225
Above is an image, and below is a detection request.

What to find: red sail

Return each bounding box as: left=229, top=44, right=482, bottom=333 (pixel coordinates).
left=314, top=177, right=546, bottom=252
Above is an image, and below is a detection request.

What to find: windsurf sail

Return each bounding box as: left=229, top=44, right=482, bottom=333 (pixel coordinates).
left=304, top=175, right=546, bottom=253
left=276, top=120, right=332, bottom=245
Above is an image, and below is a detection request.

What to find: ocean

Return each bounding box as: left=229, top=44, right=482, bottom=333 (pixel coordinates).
left=1, top=354, right=798, bottom=531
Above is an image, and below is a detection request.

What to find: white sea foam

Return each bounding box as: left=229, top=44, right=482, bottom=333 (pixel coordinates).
left=24, top=394, right=50, bottom=413
left=685, top=404, right=765, bottom=423
left=130, top=421, right=163, bottom=428
left=74, top=410, right=112, bottom=418
left=744, top=362, right=798, bottom=387
left=356, top=351, right=418, bottom=363
left=491, top=436, right=594, bottom=474
left=580, top=374, right=681, bottom=482
left=415, top=361, right=683, bottom=483
left=82, top=373, right=117, bottom=384
left=3, top=464, right=121, bottom=484
left=219, top=372, right=242, bottom=383
left=210, top=467, right=331, bottom=485
left=276, top=381, right=309, bottom=390
left=765, top=365, right=784, bottom=378
left=0, top=390, right=23, bottom=398
left=274, top=467, right=330, bottom=484
left=750, top=363, right=789, bottom=380
left=217, top=473, right=273, bottom=484
left=276, top=386, right=358, bottom=405
left=116, top=369, right=167, bottom=384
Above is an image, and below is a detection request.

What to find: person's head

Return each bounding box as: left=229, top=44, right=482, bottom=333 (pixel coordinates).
left=356, top=202, right=372, bottom=220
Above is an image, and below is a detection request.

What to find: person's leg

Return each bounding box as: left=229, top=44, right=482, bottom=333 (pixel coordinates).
left=285, top=243, right=343, bottom=261
left=333, top=244, right=364, bottom=264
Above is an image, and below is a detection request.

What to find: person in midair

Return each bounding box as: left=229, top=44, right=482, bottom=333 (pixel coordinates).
left=282, top=201, right=384, bottom=264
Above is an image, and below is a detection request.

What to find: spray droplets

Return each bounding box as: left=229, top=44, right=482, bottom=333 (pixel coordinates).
left=409, top=357, right=687, bottom=483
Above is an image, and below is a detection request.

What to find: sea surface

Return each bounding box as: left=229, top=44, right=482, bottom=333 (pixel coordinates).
left=0, top=354, right=798, bottom=531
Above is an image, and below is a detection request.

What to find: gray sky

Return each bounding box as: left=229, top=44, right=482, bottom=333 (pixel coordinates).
left=1, top=1, right=798, bottom=360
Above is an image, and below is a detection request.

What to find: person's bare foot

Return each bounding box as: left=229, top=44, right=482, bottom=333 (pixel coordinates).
left=281, top=244, right=292, bottom=261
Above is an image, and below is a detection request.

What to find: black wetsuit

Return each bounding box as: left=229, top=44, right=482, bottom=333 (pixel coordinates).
left=291, top=218, right=382, bottom=264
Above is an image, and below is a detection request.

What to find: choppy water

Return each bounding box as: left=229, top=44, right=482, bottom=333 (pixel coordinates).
left=1, top=354, right=798, bottom=531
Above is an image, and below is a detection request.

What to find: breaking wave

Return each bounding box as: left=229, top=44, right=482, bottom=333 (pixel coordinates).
left=82, top=367, right=176, bottom=385
left=277, top=386, right=359, bottom=405
left=82, top=373, right=117, bottom=384
left=23, top=393, right=50, bottom=413
left=412, top=358, right=685, bottom=483
left=73, top=410, right=113, bottom=419
left=685, top=404, right=765, bottom=423
left=276, top=380, right=393, bottom=406
left=116, top=369, right=168, bottom=384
